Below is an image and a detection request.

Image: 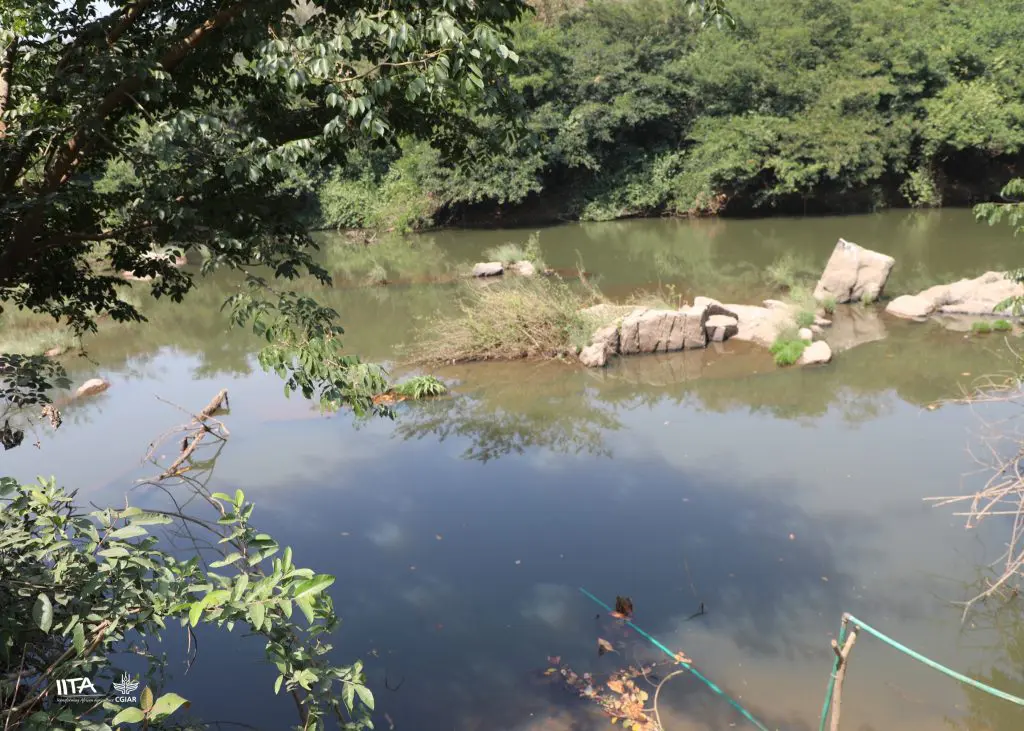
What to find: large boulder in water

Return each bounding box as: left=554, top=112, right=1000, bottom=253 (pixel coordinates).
left=619, top=306, right=708, bottom=355
left=813, top=238, right=895, bottom=304
left=886, top=271, right=1024, bottom=319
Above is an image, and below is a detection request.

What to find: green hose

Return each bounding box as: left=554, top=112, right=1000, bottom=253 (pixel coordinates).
left=817, top=612, right=1024, bottom=731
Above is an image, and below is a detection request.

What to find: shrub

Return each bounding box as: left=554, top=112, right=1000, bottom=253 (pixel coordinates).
left=993, top=319, right=1014, bottom=332
left=769, top=332, right=807, bottom=367
left=409, top=275, right=603, bottom=364
left=821, top=296, right=837, bottom=315
left=972, top=321, right=994, bottom=334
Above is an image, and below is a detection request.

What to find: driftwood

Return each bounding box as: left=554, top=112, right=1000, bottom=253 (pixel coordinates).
left=144, top=389, right=230, bottom=478
left=829, top=623, right=859, bottom=731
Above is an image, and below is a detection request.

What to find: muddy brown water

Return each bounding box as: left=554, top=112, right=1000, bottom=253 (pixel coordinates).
left=3, top=209, right=1024, bottom=730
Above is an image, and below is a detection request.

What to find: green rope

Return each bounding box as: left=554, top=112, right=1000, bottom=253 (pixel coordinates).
left=817, top=612, right=1024, bottom=731
left=579, top=587, right=772, bottom=731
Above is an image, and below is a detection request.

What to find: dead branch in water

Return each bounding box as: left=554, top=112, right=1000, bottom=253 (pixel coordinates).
left=925, top=365, right=1024, bottom=618
left=142, top=389, right=230, bottom=479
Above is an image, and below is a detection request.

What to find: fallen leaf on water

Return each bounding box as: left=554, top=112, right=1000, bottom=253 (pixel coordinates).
left=614, top=596, right=634, bottom=619
left=607, top=679, right=625, bottom=694
left=673, top=651, right=691, bottom=664
left=598, top=638, right=615, bottom=656
left=544, top=668, right=559, bottom=676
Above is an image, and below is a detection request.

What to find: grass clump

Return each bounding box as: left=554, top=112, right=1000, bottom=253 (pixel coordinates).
left=393, top=375, right=448, bottom=399
left=972, top=320, right=994, bottom=334
left=484, top=242, right=527, bottom=263
left=410, top=275, right=602, bottom=364
left=769, top=328, right=808, bottom=367
left=993, top=319, right=1014, bottom=332
left=861, top=292, right=876, bottom=306
left=764, top=252, right=817, bottom=292
left=795, top=309, right=815, bottom=329
left=484, top=232, right=547, bottom=270
left=821, top=296, right=837, bottom=315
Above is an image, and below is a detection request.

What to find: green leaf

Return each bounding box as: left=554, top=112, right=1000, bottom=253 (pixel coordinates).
left=354, top=683, right=375, bottom=710
left=98, top=547, right=130, bottom=558
left=129, top=513, right=174, bottom=526
left=274, top=675, right=284, bottom=694
left=292, top=574, right=334, bottom=600
left=295, top=595, right=315, bottom=625
left=140, top=686, right=154, bottom=712
left=249, top=601, right=266, bottom=631
left=112, top=707, right=146, bottom=725
left=109, top=524, right=149, bottom=540
left=32, top=593, right=53, bottom=633
left=73, top=622, right=85, bottom=655
left=150, top=692, right=189, bottom=720
left=188, top=602, right=203, bottom=627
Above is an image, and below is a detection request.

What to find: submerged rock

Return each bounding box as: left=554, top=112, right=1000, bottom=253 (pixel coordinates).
left=886, top=271, right=1024, bottom=320
left=75, top=378, right=110, bottom=398
left=813, top=238, right=895, bottom=304
left=472, top=262, right=504, bottom=277
left=798, top=341, right=832, bottom=366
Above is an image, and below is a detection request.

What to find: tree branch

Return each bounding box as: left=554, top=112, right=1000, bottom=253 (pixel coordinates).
left=44, top=1, right=250, bottom=190
left=0, top=39, right=17, bottom=139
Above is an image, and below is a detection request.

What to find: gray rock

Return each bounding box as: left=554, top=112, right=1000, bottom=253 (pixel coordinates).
left=798, top=341, right=833, bottom=366
left=509, top=260, right=536, bottom=276
left=579, top=343, right=609, bottom=368
left=472, top=262, right=504, bottom=277
left=693, top=296, right=738, bottom=320
left=813, top=238, right=895, bottom=304
left=619, top=307, right=706, bottom=355
left=886, top=294, right=934, bottom=319
left=798, top=327, right=814, bottom=342
left=706, top=314, right=738, bottom=343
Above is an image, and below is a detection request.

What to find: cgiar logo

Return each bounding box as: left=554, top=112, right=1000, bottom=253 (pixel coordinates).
left=112, top=673, right=141, bottom=703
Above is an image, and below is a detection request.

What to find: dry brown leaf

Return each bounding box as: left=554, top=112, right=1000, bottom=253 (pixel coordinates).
left=544, top=668, right=558, bottom=676
left=597, top=637, right=615, bottom=656
left=673, top=650, right=691, bottom=664
left=607, top=679, right=625, bottom=694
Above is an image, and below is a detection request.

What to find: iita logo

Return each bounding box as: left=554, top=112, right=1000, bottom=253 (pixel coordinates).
left=56, top=673, right=142, bottom=704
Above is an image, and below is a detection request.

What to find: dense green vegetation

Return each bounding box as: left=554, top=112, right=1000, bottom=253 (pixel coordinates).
left=315, top=0, right=1024, bottom=229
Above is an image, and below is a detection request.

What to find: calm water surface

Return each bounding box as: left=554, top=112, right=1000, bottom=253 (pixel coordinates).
left=5, top=209, right=1024, bottom=731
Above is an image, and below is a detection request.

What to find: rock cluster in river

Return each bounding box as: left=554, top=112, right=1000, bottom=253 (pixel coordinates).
left=885, top=271, right=1024, bottom=320
left=577, top=298, right=833, bottom=368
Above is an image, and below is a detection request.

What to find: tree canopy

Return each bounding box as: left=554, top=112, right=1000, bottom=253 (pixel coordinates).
left=0, top=0, right=535, bottom=436
left=311, top=0, right=1024, bottom=229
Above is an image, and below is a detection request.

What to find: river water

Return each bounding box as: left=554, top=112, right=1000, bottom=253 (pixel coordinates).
left=4, top=209, right=1024, bottom=731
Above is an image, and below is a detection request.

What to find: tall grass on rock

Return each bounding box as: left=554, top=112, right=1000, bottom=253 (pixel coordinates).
left=410, top=276, right=603, bottom=364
